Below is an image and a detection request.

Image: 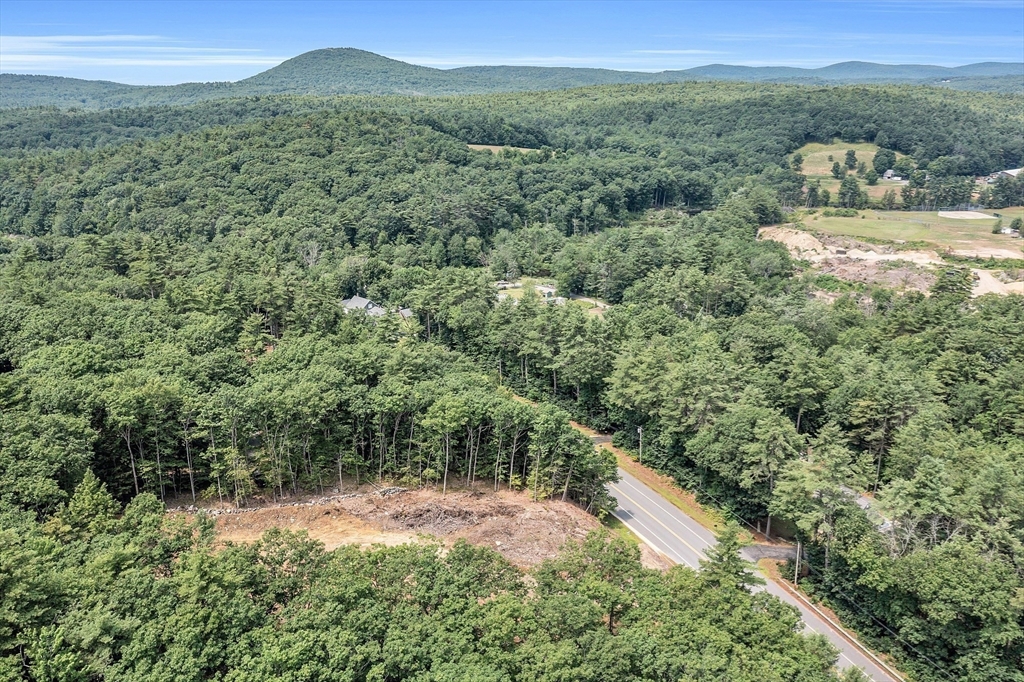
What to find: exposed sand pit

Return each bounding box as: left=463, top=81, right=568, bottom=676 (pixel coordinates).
left=758, top=226, right=829, bottom=258
left=938, top=211, right=993, bottom=220
left=819, top=258, right=936, bottom=291
left=843, top=248, right=943, bottom=266
left=760, top=224, right=1023, bottom=296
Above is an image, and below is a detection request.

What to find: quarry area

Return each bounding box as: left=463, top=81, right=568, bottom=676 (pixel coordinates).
left=760, top=224, right=1024, bottom=296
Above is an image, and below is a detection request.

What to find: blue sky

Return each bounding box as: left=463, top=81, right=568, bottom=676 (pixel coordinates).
left=1, top=0, right=1022, bottom=84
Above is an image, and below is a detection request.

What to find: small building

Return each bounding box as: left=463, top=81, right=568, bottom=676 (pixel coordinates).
left=342, top=295, right=380, bottom=313
left=340, top=296, right=391, bottom=318
left=985, top=168, right=1022, bottom=184
left=882, top=169, right=902, bottom=181
left=535, top=285, right=558, bottom=299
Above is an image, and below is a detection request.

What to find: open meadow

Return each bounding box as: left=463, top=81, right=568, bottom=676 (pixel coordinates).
left=803, top=208, right=1024, bottom=258
left=792, top=141, right=908, bottom=199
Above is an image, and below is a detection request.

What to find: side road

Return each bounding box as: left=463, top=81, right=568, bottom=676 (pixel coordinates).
left=590, top=433, right=903, bottom=682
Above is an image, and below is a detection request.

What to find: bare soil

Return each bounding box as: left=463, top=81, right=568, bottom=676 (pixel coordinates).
left=205, top=486, right=620, bottom=568
left=818, top=258, right=936, bottom=291
left=973, top=269, right=1024, bottom=296
left=759, top=225, right=1024, bottom=295
left=760, top=226, right=938, bottom=292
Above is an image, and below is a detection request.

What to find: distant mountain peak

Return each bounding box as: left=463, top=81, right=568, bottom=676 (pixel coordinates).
left=2, top=49, right=1021, bottom=109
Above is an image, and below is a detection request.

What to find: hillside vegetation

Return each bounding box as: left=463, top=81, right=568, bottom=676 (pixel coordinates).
left=2, top=47, right=1021, bottom=109
left=1, top=82, right=1023, bottom=681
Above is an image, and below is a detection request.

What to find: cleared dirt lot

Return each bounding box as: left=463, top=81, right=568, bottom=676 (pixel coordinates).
left=759, top=224, right=1022, bottom=295
left=197, top=485, right=667, bottom=569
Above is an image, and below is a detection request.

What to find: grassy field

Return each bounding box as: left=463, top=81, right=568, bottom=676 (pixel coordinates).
left=792, top=141, right=907, bottom=200
left=990, top=206, right=1024, bottom=222
left=499, top=277, right=556, bottom=301
left=499, top=278, right=602, bottom=313
left=802, top=208, right=1024, bottom=256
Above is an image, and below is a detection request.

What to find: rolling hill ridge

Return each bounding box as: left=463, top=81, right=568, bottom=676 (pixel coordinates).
left=2, top=47, right=1021, bottom=109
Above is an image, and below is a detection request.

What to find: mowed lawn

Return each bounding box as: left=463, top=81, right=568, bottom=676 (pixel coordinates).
left=498, top=278, right=598, bottom=313
left=804, top=208, right=1024, bottom=254
left=792, top=141, right=907, bottom=199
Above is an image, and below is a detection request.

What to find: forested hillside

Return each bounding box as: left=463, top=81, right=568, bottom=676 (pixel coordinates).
left=2, top=82, right=1023, bottom=681
left=2, top=47, right=1021, bottom=109
left=4, top=500, right=849, bottom=681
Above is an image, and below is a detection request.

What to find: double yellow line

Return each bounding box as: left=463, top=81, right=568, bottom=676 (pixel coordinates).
left=610, top=482, right=707, bottom=564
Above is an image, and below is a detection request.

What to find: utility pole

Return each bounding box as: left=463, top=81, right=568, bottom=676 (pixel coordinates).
left=637, top=426, right=643, bottom=465
left=794, top=541, right=802, bottom=584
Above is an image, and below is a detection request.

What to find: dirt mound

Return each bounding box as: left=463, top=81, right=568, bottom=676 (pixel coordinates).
left=818, top=258, right=936, bottom=291
left=759, top=226, right=828, bottom=258
left=389, top=498, right=518, bottom=534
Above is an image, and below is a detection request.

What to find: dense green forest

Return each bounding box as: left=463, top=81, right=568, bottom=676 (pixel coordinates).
left=2, top=48, right=1021, bottom=109
left=3, top=81, right=1023, bottom=168
left=2, top=81, right=1023, bottom=681
left=3, top=494, right=851, bottom=681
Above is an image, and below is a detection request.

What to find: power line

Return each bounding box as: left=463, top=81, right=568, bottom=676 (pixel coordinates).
left=800, top=561, right=958, bottom=681
left=687, top=475, right=958, bottom=681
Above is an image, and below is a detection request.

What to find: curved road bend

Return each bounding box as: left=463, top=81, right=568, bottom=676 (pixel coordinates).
left=609, top=467, right=901, bottom=682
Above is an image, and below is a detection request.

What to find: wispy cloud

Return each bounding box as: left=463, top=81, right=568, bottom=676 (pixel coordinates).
left=633, top=49, right=724, bottom=55
left=710, top=30, right=1023, bottom=48
left=0, top=34, right=286, bottom=73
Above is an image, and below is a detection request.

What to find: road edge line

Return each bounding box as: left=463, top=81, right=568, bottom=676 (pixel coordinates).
left=610, top=510, right=679, bottom=566
left=771, top=576, right=905, bottom=681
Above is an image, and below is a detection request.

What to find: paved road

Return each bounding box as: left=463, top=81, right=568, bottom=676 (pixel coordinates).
left=609, top=466, right=900, bottom=682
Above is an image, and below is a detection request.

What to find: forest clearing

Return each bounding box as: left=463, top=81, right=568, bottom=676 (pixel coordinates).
left=467, top=143, right=537, bottom=154
left=805, top=208, right=1023, bottom=257
left=792, top=141, right=909, bottom=199
left=763, top=203, right=1024, bottom=295
left=196, top=484, right=677, bottom=568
